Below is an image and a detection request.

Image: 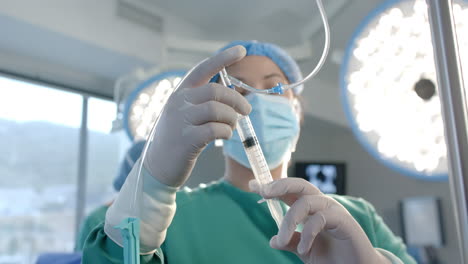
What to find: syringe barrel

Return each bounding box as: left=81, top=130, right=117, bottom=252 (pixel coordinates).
left=236, top=115, right=273, bottom=185
left=236, top=115, right=284, bottom=227
left=221, top=69, right=283, bottom=227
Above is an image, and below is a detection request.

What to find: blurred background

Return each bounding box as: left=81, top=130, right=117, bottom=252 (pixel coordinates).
left=0, top=0, right=465, bottom=263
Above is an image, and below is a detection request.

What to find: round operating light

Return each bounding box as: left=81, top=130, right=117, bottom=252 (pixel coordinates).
left=341, top=0, right=468, bottom=180
left=124, top=70, right=186, bottom=141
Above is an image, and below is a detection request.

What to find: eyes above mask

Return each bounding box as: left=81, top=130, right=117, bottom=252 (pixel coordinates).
left=223, top=93, right=300, bottom=170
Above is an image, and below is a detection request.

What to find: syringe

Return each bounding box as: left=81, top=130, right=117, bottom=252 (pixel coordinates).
left=219, top=68, right=284, bottom=228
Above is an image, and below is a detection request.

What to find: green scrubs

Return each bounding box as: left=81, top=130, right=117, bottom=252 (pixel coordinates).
left=76, top=205, right=109, bottom=251
left=83, top=180, right=416, bottom=264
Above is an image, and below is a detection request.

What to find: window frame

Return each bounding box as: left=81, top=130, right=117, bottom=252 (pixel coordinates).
left=0, top=72, right=114, bottom=251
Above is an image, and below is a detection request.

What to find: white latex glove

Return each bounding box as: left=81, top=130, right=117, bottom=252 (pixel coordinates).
left=249, top=178, right=394, bottom=264
left=144, top=45, right=251, bottom=187
left=105, top=160, right=178, bottom=253
left=105, top=46, right=251, bottom=253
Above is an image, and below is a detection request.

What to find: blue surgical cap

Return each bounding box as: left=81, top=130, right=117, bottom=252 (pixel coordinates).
left=113, top=140, right=146, bottom=191
left=210, top=40, right=304, bottom=95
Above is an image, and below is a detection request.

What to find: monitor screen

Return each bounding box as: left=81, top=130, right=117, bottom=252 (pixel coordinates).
left=294, top=162, right=346, bottom=195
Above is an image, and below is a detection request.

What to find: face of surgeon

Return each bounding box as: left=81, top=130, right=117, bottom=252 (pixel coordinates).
left=222, top=55, right=299, bottom=191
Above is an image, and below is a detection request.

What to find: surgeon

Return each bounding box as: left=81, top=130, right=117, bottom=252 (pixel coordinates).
left=75, top=141, right=146, bottom=251
left=83, top=41, right=416, bottom=264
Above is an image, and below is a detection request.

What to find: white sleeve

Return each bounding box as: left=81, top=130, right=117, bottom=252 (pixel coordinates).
left=104, top=158, right=178, bottom=254
left=376, top=248, right=404, bottom=264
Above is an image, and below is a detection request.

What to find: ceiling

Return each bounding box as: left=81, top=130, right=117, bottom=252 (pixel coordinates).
left=0, top=0, right=388, bottom=127
left=138, top=0, right=348, bottom=46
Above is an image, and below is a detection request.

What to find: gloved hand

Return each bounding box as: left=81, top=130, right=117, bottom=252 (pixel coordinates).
left=105, top=46, right=251, bottom=253
left=144, top=45, right=251, bottom=187
left=249, top=178, right=394, bottom=264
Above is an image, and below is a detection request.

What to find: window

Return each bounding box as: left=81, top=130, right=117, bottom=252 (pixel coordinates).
left=0, top=76, right=128, bottom=263
left=85, top=97, right=128, bottom=215
left=0, top=77, right=82, bottom=262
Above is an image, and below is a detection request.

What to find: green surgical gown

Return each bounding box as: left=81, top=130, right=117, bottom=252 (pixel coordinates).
left=82, top=180, right=416, bottom=264
left=75, top=205, right=109, bottom=251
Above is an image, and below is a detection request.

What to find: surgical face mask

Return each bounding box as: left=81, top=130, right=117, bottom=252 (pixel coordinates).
left=223, top=93, right=300, bottom=170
